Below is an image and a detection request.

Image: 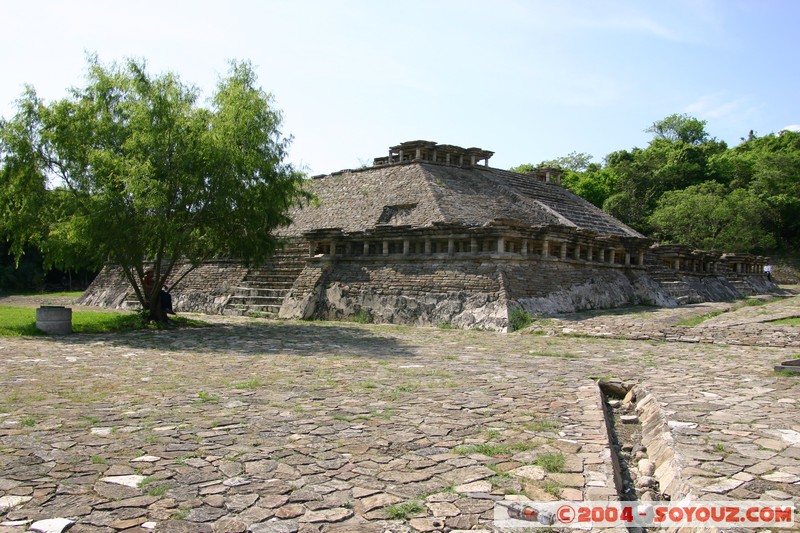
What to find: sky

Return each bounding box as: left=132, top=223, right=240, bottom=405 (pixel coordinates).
left=1, top=0, right=799, bottom=175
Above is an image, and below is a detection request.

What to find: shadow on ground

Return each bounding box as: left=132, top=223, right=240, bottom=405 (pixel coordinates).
left=50, top=320, right=419, bottom=359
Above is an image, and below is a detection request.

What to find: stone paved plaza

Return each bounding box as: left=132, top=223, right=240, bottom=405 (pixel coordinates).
left=1, top=294, right=799, bottom=532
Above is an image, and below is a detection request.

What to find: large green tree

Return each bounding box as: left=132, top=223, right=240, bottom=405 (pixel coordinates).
left=0, top=58, right=310, bottom=320
left=648, top=181, right=775, bottom=252
left=510, top=116, right=800, bottom=254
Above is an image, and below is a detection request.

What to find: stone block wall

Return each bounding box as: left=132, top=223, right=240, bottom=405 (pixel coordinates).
left=79, top=261, right=250, bottom=314
left=279, top=258, right=509, bottom=330
left=506, top=260, right=677, bottom=315
left=77, top=266, right=131, bottom=309
left=81, top=248, right=777, bottom=331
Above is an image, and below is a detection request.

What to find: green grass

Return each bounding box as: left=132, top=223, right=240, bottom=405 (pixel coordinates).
left=775, top=369, right=799, bottom=377
left=509, top=308, right=534, bottom=331
left=20, top=417, right=37, bottom=427
left=90, top=455, right=108, bottom=464
left=0, top=290, right=84, bottom=298
left=437, top=321, right=455, bottom=330
left=525, top=418, right=561, bottom=432
left=676, top=311, right=724, bottom=327
left=541, top=479, right=563, bottom=497
left=736, top=296, right=783, bottom=308
left=146, top=483, right=173, bottom=496
left=196, top=391, right=220, bottom=403
left=482, top=428, right=501, bottom=439
left=80, top=416, right=100, bottom=427
left=352, top=309, right=372, bottom=324
left=384, top=500, right=424, bottom=520
left=534, top=452, right=565, bottom=473
left=0, top=305, right=209, bottom=336
left=231, top=378, right=262, bottom=390
left=454, top=442, right=537, bottom=457
left=770, top=317, right=800, bottom=325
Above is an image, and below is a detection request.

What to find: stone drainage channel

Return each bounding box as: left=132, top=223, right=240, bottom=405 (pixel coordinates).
left=597, top=379, right=679, bottom=533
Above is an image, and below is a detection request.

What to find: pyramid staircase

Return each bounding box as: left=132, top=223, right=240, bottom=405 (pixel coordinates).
left=646, top=267, right=703, bottom=304
left=223, top=242, right=308, bottom=317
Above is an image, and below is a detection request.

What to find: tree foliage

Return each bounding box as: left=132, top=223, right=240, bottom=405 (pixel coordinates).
left=510, top=116, right=800, bottom=254
left=645, top=113, right=710, bottom=145
left=0, top=57, right=311, bottom=319
left=648, top=182, right=774, bottom=252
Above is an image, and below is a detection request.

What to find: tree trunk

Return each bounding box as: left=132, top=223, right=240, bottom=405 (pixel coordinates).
left=147, top=295, right=169, bottom=323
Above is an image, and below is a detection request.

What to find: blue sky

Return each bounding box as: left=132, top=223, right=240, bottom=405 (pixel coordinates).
left=2, top=0, right=798, bottom=175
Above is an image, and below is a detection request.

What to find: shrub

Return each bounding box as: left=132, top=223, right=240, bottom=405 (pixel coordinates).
left=509, top=307, right=533, bottom=331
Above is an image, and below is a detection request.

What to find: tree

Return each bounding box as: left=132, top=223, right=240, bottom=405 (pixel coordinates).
left=648, top=181, right=775, bottom=252
left=560, top=165, right=617, bottom=208
left=509, top=151, right=593, bottom=174
left=645, top=113, right=710, bottom=145
left=0, top=57, right=311, bottom=320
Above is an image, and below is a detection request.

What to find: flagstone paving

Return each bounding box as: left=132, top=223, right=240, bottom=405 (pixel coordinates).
left=0, top=294, right=799, bottom=532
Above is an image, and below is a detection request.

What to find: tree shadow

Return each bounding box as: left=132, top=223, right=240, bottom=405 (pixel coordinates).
left=58, top=320, right=418, bottom=359
left=552, top=304, right=668, bottom=323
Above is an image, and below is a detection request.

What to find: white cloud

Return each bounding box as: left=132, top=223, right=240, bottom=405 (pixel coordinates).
left=684, top=94, right=754, bottom=120
left=782, top=124, right=800, bottom=132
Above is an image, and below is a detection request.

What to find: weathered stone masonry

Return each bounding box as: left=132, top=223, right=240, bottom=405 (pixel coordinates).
left=81, top=140, right=775, bottom=330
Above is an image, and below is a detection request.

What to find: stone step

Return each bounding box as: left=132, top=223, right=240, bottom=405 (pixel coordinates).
left=232, top=287, right=290, bottom=297
left=228, top=295, right=285, bottom=305
left=243, top=275, right=302, bottom=285
left=226, top=303, right=282, bottom=314
left=239, top=277, right=296, bottom=290
left=222, top=307, right=278, bottom=317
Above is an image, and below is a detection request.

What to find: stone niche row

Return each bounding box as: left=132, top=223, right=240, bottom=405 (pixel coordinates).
left=303, top=225, right=651, bottom=268
left=650, top=244, right=769, bottom=276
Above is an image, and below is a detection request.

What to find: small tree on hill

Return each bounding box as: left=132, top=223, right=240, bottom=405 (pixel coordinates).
left=0, top=57, right=311, bottom=321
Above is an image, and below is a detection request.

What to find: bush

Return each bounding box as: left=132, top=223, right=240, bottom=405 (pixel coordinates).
left=352, top=309, right=372, bottom=324
left=509, top=307, right=533, bottom=331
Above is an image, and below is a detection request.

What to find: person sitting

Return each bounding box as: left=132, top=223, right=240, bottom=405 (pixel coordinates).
left=142, top=269, right=176, bottom=315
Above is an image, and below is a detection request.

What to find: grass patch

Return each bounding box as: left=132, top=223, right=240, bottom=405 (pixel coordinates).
left=0, top=305, right=210, bottom=336
left=534, top=452, right=565, bottom=473
left=146, top=483, right=173, bottom=496
left=437, top=321, right=455, bottom=330
left=736, top=296, right=783, bottom=308
left=775, top=369, right=799, bottom=378
left=384, top=500, right=424, bottom=520
left=20, top=417, right=37, bottom=427
left=676, top=311, right=723, bottom=327
left=482, top=428, right=501, bottom=439
left=509, top=308, right=534, bottom=331
left=454, top=442, right=537, bottom=457
left=541, top=479, right=563, bottom=497
left=90, top=455, right=107, bottom=465
left=0, top=290, right=84, bottom=298
left=196, top=391, right=220, bottom=403
left=352, top=309, right=372, bottom=324
left=231, top=378, right=262, bottom=390
left=81, top=416, right=100, bottom=427
left=525, top=418, right=561, bottom=433
left=0, top=307, right=46, bottom=336
left=769, top=317, right=800, bottom=325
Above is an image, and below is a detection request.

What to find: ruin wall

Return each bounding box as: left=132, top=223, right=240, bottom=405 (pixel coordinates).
left=78, top=261, right=249, bottom=314
left=279, top=258, right=509, bottom=330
